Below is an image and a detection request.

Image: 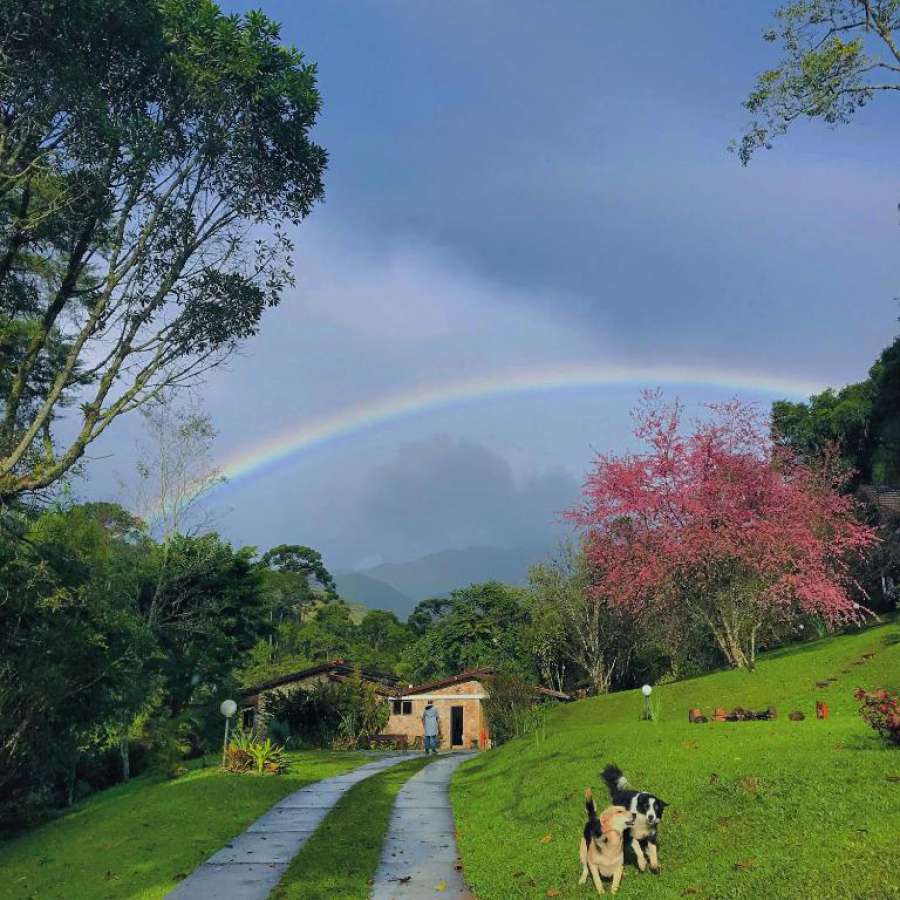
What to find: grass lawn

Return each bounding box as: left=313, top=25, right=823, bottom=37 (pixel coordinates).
left=271, top=756, right=433, bottom=900
left=0, top=750, right=367, bottom=900
left=452, top=620, right=900, bottom=900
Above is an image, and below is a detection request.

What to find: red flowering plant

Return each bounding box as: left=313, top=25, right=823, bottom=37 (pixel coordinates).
left=854, top=688, right=900, bottom=746
left=570, top=393, right=877, bottom=670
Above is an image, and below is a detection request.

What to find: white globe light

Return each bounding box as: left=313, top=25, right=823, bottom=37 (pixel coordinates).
left=220, top=699, right=237, bottom=718
left=641, top=684, right=653, bottom=697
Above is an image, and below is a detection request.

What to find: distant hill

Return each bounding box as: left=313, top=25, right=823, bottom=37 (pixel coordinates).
left=333, top=571, right=414, bottom=619
left=336, top=545, right=551, bottom=619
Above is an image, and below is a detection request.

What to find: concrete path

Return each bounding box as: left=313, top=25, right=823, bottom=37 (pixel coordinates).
left=371, top=753, right=475, bottom=900
left=166, top=755, right=410, bottom=900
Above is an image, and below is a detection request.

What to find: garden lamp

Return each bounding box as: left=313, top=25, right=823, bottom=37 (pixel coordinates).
left=641, top=684, right=653, bottom=721
left=220, top=699, right=237, bottom=767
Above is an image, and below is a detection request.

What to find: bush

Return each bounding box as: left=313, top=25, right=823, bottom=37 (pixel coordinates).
left=854, top=687, right=900, bottom=746
left=260, top=666, right=389, bottom=750
left=483, top=673, right=546, bottom=746
left=224, top=727, right=286, bottom=774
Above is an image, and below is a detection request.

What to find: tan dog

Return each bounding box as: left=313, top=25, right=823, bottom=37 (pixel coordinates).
left=578, top=789, right=635, bottom=894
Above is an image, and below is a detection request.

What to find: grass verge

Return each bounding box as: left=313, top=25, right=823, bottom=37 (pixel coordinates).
left=271, top=756, right=433, bottom=900
left=0, top=750, right=366, bottom=900
left=452, top=621, right=900, bottom=900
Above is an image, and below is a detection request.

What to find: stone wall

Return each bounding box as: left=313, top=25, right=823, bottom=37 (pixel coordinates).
left=384, top=679, right=490, bottom=750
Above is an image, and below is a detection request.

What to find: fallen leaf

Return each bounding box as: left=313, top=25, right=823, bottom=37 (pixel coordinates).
left=540, top=833, right=553, bottom=844
left=547, top=890, right=561, bottom=897
left=436, top=881, right=447, bottom=892
left=734, top=859, right=756, bottom=871
left=740, top=776, right=759, bottom=794
left=682, top=739, right=699, bottom=750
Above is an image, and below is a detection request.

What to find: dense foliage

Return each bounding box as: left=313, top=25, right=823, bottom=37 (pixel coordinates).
left=261, top=668, right=390, bottom=750
left=0, top=0, right=326, bottom=499
left=0, top=498, right=338, bottom=829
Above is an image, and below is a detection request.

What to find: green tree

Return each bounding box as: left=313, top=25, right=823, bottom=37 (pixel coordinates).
left=529, top=546, right=632, bottom=695
left=141, top=533, right=267, bottom=718
left=259, top=544, right=337, bottom=626
left=772, top=335, right=900, bottom=484
left=0, top=0, right=326, bottom=499
left=0, top=503, right=154, bottom=823
left=404, top=582, right=532, bottom=682
left=734, top=0, right=900, bottom=164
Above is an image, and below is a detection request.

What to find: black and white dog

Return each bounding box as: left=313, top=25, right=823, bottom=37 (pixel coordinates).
left=601, top=764, right=668, bottom=875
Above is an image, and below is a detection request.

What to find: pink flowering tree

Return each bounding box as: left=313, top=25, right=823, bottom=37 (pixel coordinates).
left=571, top=393, right=877, bottom=670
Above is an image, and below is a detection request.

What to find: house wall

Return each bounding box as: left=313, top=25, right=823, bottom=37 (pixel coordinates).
left=384, top=679, right=490, bottom=750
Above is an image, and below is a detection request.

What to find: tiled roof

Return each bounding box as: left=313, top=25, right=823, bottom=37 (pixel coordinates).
left=397, top=668, right=570, bottom=701
left=242, top=659, right=399, bottom=696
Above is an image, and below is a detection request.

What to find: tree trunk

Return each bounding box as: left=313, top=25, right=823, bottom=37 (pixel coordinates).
left=120, top=734, right=130, bottom=782
left=710, top=621, right=751, bottom=670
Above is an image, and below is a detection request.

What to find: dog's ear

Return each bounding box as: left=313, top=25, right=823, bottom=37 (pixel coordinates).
left=658, top=799, right=669, bottom=808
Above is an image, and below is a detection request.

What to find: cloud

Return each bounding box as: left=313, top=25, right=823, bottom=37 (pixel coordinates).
left=358, top=433, right=580, bottom=559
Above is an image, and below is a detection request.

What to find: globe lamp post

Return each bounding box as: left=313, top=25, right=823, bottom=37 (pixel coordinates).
left=641, top=684, right=653, bottom=721
left=220, top=699, right=237, bottom=767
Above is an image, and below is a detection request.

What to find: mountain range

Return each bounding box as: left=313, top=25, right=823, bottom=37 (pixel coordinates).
left=333, top=544, right=550, bottom=619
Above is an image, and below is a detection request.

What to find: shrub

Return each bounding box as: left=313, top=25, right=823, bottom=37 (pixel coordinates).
left=261, top=666, right=389, bottom=750
left=854, top=687, right=900, bottom=746
left=224, top=727, right=286, bottom=774
left=483, top=673, right=547, bottom=746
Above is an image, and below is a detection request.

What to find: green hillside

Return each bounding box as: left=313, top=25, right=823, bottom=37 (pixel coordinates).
left=452, top=620, right=900, bottom=900
left=0, top=751, right=366, bottom=900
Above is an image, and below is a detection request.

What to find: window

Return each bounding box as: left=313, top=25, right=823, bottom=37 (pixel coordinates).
left=392, top=700, right=401, bottom=715
left=402, top=700, right=412, bottom=715
left=392, top=700, right=413, bottom=715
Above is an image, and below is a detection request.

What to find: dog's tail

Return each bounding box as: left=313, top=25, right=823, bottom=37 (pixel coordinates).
left=584, top=787, right=598, bottom=821
left=601, top=763, right=629, bottom=797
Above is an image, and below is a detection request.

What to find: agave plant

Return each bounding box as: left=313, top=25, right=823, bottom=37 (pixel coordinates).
left=224, top=727, right=286, bottom=774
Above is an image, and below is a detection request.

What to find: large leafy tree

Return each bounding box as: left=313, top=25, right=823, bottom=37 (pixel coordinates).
left=141, top=533, right=267, bottom=717
left=405, top=582, right=532, bottom=682
left=0, top=503, right=154, bottom=820
left=772, top=335, right=900, bottom=484
left=0, top=0, right=325, bottom=499
left=572, top=394, right=876, bottom=670
left=528, top=545, right=633, bottom=695
left=734, top=0, right=900, bottom=163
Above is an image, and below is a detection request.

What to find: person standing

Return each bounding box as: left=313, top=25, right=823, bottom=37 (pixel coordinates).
left=422, top=701, right=440, bottom=755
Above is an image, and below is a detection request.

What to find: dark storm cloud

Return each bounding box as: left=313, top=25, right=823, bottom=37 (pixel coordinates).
left=359, top=435, right=580, bottom=557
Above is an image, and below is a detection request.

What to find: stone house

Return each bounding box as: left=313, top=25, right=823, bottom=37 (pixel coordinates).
left=242, top=661, right=569, bottom=750
left=385, top=669, right=570, bottom=751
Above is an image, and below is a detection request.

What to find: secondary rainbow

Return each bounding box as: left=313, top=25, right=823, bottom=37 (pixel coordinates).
left=215, top=362, right=824, bottom=489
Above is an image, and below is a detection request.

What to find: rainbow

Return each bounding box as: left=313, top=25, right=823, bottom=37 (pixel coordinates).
left=214, top=362, right=825, bottom=490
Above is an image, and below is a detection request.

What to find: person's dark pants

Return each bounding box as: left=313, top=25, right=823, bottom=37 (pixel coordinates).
left=424, top=735, right=438, bottom=754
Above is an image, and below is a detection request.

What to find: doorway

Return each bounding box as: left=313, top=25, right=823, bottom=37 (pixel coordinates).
left=451, top=705, right=464, bottom=747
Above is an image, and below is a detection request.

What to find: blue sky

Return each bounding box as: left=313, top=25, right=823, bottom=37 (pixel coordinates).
left=79, top=1, right=900, bottom=570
